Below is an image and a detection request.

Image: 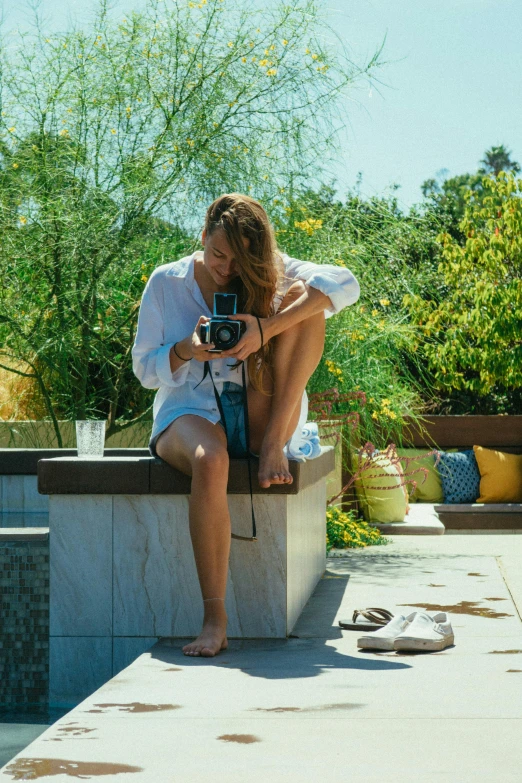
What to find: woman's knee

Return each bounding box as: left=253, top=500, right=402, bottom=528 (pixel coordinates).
left=192, top=444, right=229, bottom=481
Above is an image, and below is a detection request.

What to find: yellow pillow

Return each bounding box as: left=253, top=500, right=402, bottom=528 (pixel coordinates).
left=473, top=446, right=522, bottom=503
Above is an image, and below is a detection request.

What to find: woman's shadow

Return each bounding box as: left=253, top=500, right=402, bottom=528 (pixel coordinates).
left=149, top=568, right=415, bottom=682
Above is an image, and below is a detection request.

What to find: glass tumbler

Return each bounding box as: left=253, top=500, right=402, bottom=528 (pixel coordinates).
left=75, top=420, right=106, bottom=458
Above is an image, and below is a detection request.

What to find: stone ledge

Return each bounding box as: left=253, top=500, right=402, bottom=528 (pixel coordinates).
left=435, top=503, right=522, bottom=513
left=0, top=448, right=149, bottom=475
left=38, top=447, right=335, bottom=496
left=0, top=527, right=49, bottom=541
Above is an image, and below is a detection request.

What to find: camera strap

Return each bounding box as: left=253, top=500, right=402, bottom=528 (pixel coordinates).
left=194, top=360, right=257, bottom=542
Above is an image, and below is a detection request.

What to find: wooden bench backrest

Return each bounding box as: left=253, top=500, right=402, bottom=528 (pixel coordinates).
left=402, top=415, right=522, bottom=454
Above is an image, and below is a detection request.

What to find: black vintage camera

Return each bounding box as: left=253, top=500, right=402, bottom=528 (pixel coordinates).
left=199, top=293, right=246, bottom=352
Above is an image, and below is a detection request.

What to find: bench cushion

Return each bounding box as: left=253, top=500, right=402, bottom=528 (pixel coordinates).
left=473, top=446, right=522, bottom=503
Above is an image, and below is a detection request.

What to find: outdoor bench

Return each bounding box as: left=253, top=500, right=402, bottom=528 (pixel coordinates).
left=401, top=415, right=522, bottom=532
left=37, top=448, right=334, bottom=705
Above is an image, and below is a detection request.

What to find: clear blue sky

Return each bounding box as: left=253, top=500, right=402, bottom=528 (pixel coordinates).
left=3, top=0, right=521, bottom=211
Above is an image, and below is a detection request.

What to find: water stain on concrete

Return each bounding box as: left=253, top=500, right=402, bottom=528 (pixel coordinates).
left=217, top=734, right=260, bottom=744
left=85, top=710, right=103, bottom=713
left=484, top=597, right=507, bottom=601
left=57, top=727, right=96, bottom=737
left=427, top=584, right=446, bottom=587
left=250, top=703, right=360, bottom=713
left=468, top=572, right=487, bottom=577
left=397, top=601, right=513, bottom=618
left=4, top=757, right=143, bottom=779
left=163, top=667, right=183, bottom=672
left=489, top=650, right=522, bottom=654
left=91, top=702, right=181, bottom=713
left=507, top=669, right=522, bottom=672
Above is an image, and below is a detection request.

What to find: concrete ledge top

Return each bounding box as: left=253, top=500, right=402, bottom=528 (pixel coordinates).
left=37, top=446, right=335, bottom=496
left=370, top=503, right=445, bottom=535
left=0, top=447, right=149, bottom=474
left=0, top=527, right=49, bottom=541
left=434, top=503, right=522, bottom=513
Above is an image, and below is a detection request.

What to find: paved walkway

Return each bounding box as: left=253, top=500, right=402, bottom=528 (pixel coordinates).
left=2, top=532, right=522, bottom=782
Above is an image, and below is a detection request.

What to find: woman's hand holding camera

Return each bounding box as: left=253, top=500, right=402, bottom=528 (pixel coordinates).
left=169, top=316, right=216, bottom=372
left=220, top=314, right=266, bottom=362
left=189, top=315, right=217, bottom=362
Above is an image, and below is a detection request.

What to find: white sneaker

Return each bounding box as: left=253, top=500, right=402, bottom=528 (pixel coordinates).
left=357, top=612, right=418, bottom=651
left=393, top=611, right=454, bottom=651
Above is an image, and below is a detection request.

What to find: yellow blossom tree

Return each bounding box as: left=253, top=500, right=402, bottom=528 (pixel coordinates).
left=0, top=0, right=383, bottom=442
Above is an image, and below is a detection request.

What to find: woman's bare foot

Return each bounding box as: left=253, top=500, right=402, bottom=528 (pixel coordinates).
left=182, top=601, right=228, bottom=657
left=258, top=439, right=293, bottom=489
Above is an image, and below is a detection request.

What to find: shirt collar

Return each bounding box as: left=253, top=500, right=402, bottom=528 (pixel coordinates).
left=167, top=252, right=212, bottom=314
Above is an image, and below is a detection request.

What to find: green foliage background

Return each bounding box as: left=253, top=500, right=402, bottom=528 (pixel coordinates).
left=0, top=0, right=519, bottom=451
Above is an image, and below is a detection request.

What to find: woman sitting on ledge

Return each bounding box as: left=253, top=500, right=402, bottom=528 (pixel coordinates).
left=132, top=192, right=360, bottom=658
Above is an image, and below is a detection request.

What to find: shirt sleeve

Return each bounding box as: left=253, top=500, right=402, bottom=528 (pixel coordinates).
left=132, top=271, right=191, bottom=389
left=282, top=254, right=360, bottom=318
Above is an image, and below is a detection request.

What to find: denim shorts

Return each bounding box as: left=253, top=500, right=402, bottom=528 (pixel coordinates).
left=149, top=381, right=258, bottom=459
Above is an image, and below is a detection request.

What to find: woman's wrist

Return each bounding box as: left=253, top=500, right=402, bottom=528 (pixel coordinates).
left=175, top=337, right=193, bottom=361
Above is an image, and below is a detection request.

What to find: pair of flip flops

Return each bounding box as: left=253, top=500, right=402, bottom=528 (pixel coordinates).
left=338, top=608, right=394, bottom=631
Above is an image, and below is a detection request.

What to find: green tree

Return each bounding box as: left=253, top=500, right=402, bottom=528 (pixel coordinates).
left=405, top=172, right=522, bottom=400
left=479, top=144, right=521, bottom=177
left=420, top=144, right=521, bottom=241
left=0, top=0, right=384, bottom=444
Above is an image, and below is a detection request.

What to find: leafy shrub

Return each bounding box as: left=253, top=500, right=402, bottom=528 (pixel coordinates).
left=326, top=505, right=389, bottom=552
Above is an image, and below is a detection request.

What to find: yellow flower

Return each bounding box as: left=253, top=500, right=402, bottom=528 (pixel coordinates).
left=282, top=39, right=288, bottom=45
left=372, top=411, right=379, bottom=420
left=379, top=298, right=390, bottom=306
left=19, top=216, right=27, bottom=224
left=305, top=48, right=310, bottom=54
left=372, top=309, right=379, bottom=317
left=8, top=127, right=15, bottom=133
left=381, top=398, right=391, bottom=405
left=186, top=138, right=194, bottom=146
left=141, top=274, right=148, bottom=283
left=59, top=129, right=69, bottom=136
left=294, top=218, right=323, bottom=235
left=227, top=42, right=233, bottom=47
left=259, top=58, right=268, bottom=66
left=311, top=53, right=318, bottom=59
left=266, top=68, right=277, bottom=76
left=359, top=305, right=366, bottom=312
left=110, top=129, right=117, bottom=134
left=241, top=56, right=247, bottom=62
left=12, top=163, right=19, bottom=169
left=388, top=411, right=397, bottom=420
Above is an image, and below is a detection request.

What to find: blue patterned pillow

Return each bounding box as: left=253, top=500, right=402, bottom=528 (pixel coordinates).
left=438, top=450, right=481, bottom=504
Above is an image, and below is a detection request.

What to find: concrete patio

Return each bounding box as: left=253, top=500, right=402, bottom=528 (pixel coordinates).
left=2, top=531, right=522, bottom=782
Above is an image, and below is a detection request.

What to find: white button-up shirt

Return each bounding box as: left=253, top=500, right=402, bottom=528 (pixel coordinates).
left=132, top=251, right=360, bottom=449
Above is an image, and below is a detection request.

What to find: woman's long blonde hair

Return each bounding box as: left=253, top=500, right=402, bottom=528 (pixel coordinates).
left=202, top=193, right=286, bottom=394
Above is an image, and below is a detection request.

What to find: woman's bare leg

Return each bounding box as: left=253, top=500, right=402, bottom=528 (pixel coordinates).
left=155, top=414, right=230, bottom=657
left=248, top=281, right=326, bottom=488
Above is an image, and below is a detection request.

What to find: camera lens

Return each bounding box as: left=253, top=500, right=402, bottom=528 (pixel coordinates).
left=216, top=325, right=234, bottom=344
